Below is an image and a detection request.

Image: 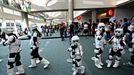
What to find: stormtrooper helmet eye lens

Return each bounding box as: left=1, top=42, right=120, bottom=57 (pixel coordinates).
left=115, top=31, right=118, bottom=33
left=73, top=40, right=78, bottom=42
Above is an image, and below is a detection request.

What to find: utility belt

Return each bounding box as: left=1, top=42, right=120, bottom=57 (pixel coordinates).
left=112, top=48, right=123, bottom=52
left=9, top=52, right=20, bottom=62
left=95, top=48, right=101, bottom=50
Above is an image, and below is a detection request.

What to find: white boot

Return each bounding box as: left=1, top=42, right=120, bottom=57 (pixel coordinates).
left=99, top=58, right=104, bottom=66
left=80, top=66, right=85, bottom=74
left=94, top=58, right=102, bottom=68
left=7, top=68, right=15, bottom=75
left=0, top=59, right=2, bottom=62
left=16, top=65, right=25, bottom=75
left=113, top=60, right=120, bottom=68
left=72, top=67, right=78, bottom=75
left=106, top=60, right=112, bottom=68
left=128, top=62, right=134, bottom=66
left=28, top=59, right=36, bottom=68
left=36, top=59, right=41, bottom=64
left=129, top=48, right=133, bottom=52
left=41, top=58, right=50, bottom=69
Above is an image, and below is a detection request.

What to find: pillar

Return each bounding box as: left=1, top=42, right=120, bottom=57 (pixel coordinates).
left=21, top=12, right=29, bottom=31
left=92, top=10, right=97, bottom=23
left=68, top=0, right=74, bottom=25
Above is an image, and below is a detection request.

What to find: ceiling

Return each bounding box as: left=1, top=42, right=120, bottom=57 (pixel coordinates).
left=116, top=0, right=134, bottom=8
left=30, top=0, right=130, bottom=12
left=29, top=0, right=130, bottom=24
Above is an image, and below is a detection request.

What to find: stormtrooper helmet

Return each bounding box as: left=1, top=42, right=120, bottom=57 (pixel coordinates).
left=71, top=35, right=80, bottom=49
left=5, top=26, right=14, bottom=34
left=128, top=24, right=134, bottom=32
left=97, top=23, right=105, bottom=32
left=31, top=24, right=37, bottom=30
left=71, top=35, right=80, bottom=44
left=115, top=28, right=123, bottom=37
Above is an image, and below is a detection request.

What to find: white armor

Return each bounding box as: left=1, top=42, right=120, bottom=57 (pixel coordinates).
left=126, top=24, right=134, bottom=66
left=28, top=26, right=50, bottom=69
left=95, top=31, right=106, bottom=50
left=30, top=24, right=40, bottom=49
left=92, top=23, right=106, bottom=69
left=30, top=31, right=40, bottom=49
left=92, top=29, right=106, bottom=69
left=3, top=27, right=25, bottom=75
left=83, top=24, right=88, bottom=30
left=4, top=35, right=20, bottom=53
left=107, top=28, right=125, bottom=68
left=128, top=25, right=134, bottom=52
left=3, top=27, right=20, bottom=53
left=68, top=36, right=85, bottom=75
left=97, top=23, right=105, bottom=31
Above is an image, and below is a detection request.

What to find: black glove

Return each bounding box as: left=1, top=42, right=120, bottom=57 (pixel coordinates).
left=3, top=42, right=6, bottom=46
left=120, top=40, right=125, bottom=46
left=71, top=44, right=78, bottom=49
left=30, top=47, right=32, bottom=49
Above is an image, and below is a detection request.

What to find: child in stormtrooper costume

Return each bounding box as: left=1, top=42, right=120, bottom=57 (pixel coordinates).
left=125, top=24, right=134, bottom=66
left=83, top=22, right=89, bottom=36
left=67, top=35, right=85, bottom=75
left=106, top=28, right=126, bottom=68
left=2, top=27, right=25, bottom=75
left=28, top=25, right=50, bottom=69
left=92, top=23, right=106, bottom=69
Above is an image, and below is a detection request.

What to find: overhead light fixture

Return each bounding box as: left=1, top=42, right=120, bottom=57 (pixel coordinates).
left=46, top=0, right=58, bottom=7
left=31, top=0, right=48, bottom=7
left=83, top=0, right=104, bottom=5
left=74, top=10, right=87, bottom=18
left=53, top=12, right=62, bottom=17
left=45, top=12, right=62, bottom=18
left=116, top=0, right=129, bottom=5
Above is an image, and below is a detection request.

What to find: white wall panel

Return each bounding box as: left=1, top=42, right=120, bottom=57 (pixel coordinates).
left=115, top=7, right=134, bottom=21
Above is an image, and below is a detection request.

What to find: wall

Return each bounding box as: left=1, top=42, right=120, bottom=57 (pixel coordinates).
left=80, top=11, right=92, bottom=23
left=115, top=7, right=134, bottom=21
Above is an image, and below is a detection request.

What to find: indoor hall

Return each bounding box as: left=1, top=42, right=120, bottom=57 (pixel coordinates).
left=0, top=0, right=134, bottom=75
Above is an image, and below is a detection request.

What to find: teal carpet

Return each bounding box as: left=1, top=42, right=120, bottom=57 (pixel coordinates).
left=0, top=34, right=134, bottom=75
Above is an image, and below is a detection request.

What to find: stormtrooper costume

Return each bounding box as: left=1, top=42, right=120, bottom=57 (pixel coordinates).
left=125, top=24, right=134, bottom=66
left=28, top=25, right=50, bottom=69
left=2, top=27, right=25, bottom=75
left=83, top=23, right=88, bottom=35
left=106, top=28, right=125, bottom=68
left=92, top=23, right=106, bottom=69
left=68, top=36, right=85, bottom=75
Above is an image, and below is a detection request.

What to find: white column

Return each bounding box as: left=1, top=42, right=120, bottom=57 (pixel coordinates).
left=92, top=10, right=97, bottom=23
left=68, top=0, right=74, bottom=25
left=21, top=12, right=29, bottom=31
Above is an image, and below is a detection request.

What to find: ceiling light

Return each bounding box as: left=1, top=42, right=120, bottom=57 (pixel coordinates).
left=31, top=0, right=48, bottom=7
left=74, top=10, right=87, bottom=18
left=47, top=0, right=58, bottom=7
left=116, top=0, right=129, bottom=5
left=83, top=0, right=104, bottom=5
